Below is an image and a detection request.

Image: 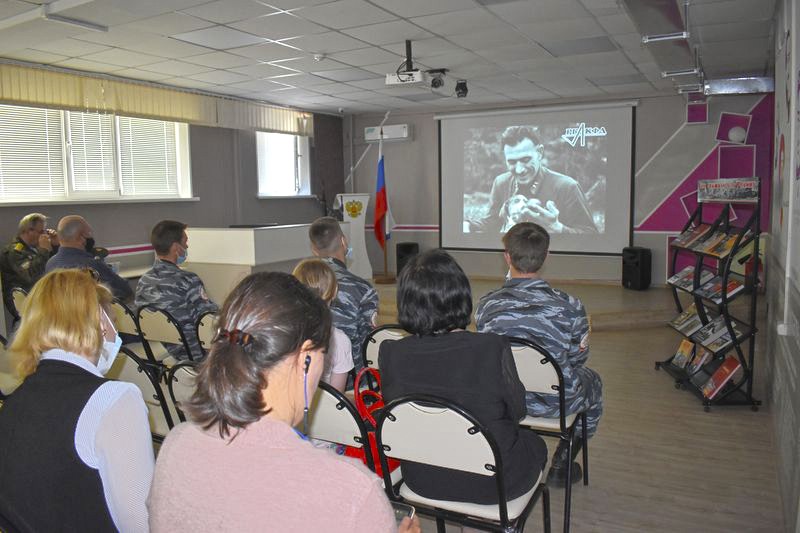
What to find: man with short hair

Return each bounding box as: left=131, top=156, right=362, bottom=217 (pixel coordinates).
left=475, top=222, right=603, bottom=486
left=136, top=220, right=218, bottom=361
left=469, top=125, right=597, bottom=234
left=0, top=213, right=58, bottom=314
left=45, top=215, right=133, bottom=301
left=309, top=216, right=378, bottom=371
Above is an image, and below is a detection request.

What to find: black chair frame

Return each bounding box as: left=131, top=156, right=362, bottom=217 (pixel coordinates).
left=315, top=381, right=376, bottom=470
left=166, top=359, right=200, bottom=423
left=361, top=323, right=405, bottom=368
left=509, top=336, right=589, bottom=533
left=375, top=394, right=550, bottom=533
left=119, top=345, right=174, bottom=441
left=195, top=310, right=218, bottom=358
left=136, top=305, right=198, bottom=363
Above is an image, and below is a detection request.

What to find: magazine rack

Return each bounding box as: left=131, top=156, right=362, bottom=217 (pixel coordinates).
left=655, top=186, right=761, bottom=412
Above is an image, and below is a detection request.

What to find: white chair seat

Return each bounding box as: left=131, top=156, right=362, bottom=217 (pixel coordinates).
left=520, top=413, right=578, bottom=432
left=0, top=371, right=21, bottom=395
left=398, top=469, right=544, bottom=522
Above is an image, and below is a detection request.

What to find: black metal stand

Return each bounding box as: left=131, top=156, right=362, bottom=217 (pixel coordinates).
left=655, top=193, right=762, bottom=412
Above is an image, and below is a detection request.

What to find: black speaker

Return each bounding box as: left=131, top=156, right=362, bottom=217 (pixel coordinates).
left=396, top=242, right=419, bottom=275
left=622, top=246, right=651, bottom=290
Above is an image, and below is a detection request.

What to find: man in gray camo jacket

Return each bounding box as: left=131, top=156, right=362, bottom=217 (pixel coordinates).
left=475, top=222, right=603, bottom=486
left=309, top=217, right=378, bottom=373
left=136, top=220, right=218, bottom=361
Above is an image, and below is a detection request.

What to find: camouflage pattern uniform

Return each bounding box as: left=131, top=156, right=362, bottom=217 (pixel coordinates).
left=322, top=257, right=378, bottom=371
left=135, top=259, right=218, bottom=361
left=0, top=238, right=52, bottom=315
left=475, top=277, right=603, bottom=437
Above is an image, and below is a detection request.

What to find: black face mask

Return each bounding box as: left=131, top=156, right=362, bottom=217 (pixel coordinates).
left=84, top=237, right=96, bottom=253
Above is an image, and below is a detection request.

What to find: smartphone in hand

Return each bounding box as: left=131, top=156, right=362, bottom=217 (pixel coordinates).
left=391, top=501, right=415, bottom=524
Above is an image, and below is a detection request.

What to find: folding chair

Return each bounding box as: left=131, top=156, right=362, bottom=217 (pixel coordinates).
left=0, top=334, right=20, bottom=399
left=306, top=381, right=373, bottom=464
left=166, top=360, right=199, bottom=423
left=110, top=299, right=153, bottom=361
left=361, top=324, right=407, bottom=370
left=106, top=346, right=174, bottom=441
left=375, top=395, right=550, bottom=533
left=509, top=337, right=589, bottom=533
left=137, top=305, right=197, bottom=364
left=10, top=288, right=27, bottom=327
left=195, top=311, right=217, bottom=357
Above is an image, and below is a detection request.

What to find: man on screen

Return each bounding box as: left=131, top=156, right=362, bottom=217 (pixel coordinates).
left=468, top=126, right=597, bottom=234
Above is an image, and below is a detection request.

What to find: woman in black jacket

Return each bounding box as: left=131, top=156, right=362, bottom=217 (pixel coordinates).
left=379, top=249, right=547, bottom=504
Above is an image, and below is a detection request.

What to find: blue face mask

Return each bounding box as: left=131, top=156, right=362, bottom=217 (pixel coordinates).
left=97, top=334, right=122, bottom=375
left=345, top=245, right=353, bottom=260
left=177, top=245, right=188, bottom=265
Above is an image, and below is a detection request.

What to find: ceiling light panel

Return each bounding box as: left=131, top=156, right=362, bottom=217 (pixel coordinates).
left=228, top=62, right=296, bottom=78
left=297, top=0, right=396, bottom=30
left=517, top=17, right=606, bottom=42
left=126, top=37, right=212, bottom=59
left=311, top=67, right=376, bottom=82
left=367, top=0, right=475, bottom=18
left=80, top=48, right=163, bottom=68
left=341, top=20, right=432, bottom=46
left=173, top=26, right=266, bottom=49
left=229, top=13, right=327, bottom=40
left=180, top=0, right=277, bottom=24
left=329, top=47, right=402, bottom=67
left=188, top=69, right=251, bottom=84
left=120, top=13, right=213, bottom=36
left=487, top=0, right=590, bottom=24
left=543, top=36, right=617, bottom=57
left=279, top=32, right=367, bottom=54
left=228, top=42, right=304, bottom=61
left=184, top=51, right=256, bottom=69
left=410, top=9, right=506, bottom=36
left=140, top=59, right=215, bottom=76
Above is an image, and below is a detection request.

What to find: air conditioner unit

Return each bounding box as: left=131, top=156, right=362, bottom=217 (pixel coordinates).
left=364, top=124, right=412, bottom=143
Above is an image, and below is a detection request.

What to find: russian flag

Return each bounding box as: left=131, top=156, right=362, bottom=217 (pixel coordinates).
left=374, top=135, right=395, bottom=249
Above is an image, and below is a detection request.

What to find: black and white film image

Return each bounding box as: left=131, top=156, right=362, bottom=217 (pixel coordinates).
left=463, top=124, right=607, bottom=235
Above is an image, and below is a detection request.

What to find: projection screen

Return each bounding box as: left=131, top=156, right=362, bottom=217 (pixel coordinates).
left=439, top=102, right=635, bottom=254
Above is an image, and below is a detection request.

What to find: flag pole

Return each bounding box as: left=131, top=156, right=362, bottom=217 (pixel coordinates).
left=374, top=121, right=396, bottom=285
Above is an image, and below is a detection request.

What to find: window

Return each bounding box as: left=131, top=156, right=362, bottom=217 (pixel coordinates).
left=256, top=131, right=311, bottom=197
left=0, top=103, right=191, bottom=203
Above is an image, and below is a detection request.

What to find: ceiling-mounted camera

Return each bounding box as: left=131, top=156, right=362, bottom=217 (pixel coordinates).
left=427, top=68, right=448, bottom=89
left=455, top=80, right=468, bottom=98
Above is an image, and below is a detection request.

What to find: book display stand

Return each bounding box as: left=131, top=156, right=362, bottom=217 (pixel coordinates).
left=655, top=185, right=762, bottom=412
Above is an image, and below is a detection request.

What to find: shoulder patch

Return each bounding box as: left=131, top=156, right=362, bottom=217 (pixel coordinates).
left=14, top=243, right=24, bottom=252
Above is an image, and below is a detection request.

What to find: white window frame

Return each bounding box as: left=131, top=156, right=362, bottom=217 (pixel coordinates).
left=256, top=131, right=313, bottom=199
left=0, top=103, right=194, bottom=205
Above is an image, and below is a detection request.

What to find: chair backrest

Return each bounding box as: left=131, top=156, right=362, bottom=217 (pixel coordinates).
left=107, top=347, right=173, bottom=437
left=362, top=325, right=407, bottom=369
left=306, top=382, right=367, bottom=449
left=377, top=396, right=498, bottom=477
left=167, top=361, right=199, bottom=423
left=0, top=335, right=10, bottom=374
left=111, top=300, right=139, bottom=337
left=196, top=311, right=217, bottom=354
left=508, top=339, right=560, bottom=395
left=11, top=288, right=27, bottom=317
left=137, top=306, right=185, bottom=345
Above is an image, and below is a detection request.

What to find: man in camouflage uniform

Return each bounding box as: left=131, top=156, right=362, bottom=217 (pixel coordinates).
left=475, top=222, right=602, bottom=486
left=136, top=220, right=218, bottom=361
left=309, top=217, right=378, bottom=372
left=0, top=213, right=58, bottom=317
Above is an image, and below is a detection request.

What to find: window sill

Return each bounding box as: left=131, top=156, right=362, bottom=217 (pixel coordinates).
left=0, top=197, right=200, bottom=207
left=256, top=195, right=319, bottom=200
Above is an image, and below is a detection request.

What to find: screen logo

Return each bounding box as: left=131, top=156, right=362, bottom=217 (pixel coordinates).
left=561, top=123, right=608, bottom=147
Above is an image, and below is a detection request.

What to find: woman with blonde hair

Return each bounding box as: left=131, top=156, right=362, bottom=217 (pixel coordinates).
left=292, top=258, right=354, bottom=392
left=0, top=269, right=153, bottom=532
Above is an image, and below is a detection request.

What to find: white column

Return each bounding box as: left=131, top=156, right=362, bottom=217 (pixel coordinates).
left=337, top=193, right=373, bottom=281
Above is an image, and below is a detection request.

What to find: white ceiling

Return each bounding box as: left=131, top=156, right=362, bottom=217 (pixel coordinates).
left=0, top=0, right=777, bottom=114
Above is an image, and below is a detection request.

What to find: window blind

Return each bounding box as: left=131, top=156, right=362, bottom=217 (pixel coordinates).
left=118, top=116, right=178, bottom=196
left=68, top=111, right=116, bottom=193
left=0, top=104, right=65, bottom=200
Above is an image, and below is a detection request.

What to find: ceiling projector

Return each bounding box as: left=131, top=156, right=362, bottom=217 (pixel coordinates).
left=385, top=70, right=426, bottom=87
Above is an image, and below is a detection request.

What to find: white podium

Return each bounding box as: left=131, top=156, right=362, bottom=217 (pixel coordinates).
left=336, top=193, right=373, bottom=281
left=185, top=223, right=351, bottom=303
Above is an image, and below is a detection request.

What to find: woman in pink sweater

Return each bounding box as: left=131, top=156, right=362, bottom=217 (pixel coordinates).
left=148, top=272, right=418, bottom=533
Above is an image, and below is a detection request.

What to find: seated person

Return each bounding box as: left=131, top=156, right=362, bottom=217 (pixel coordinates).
left=135, top=220, right=218, bottom=360
left=0, top=213, right=58, bottom=315
left=379, top=249, right=547, bottom=504
left=148, top=272, right=419, bottom=533
left=293, top=258, right=354, bottom=393
left=46, top=215, right=133, bottom=302
left=0, top=269, right=153, bottom=532
left=475, top=222, right=603, bottom=486
left=309, top=217, right=378, bottom=371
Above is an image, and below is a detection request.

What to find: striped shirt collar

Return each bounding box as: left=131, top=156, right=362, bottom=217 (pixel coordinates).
left=41, top=348, right=102, bottom=378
